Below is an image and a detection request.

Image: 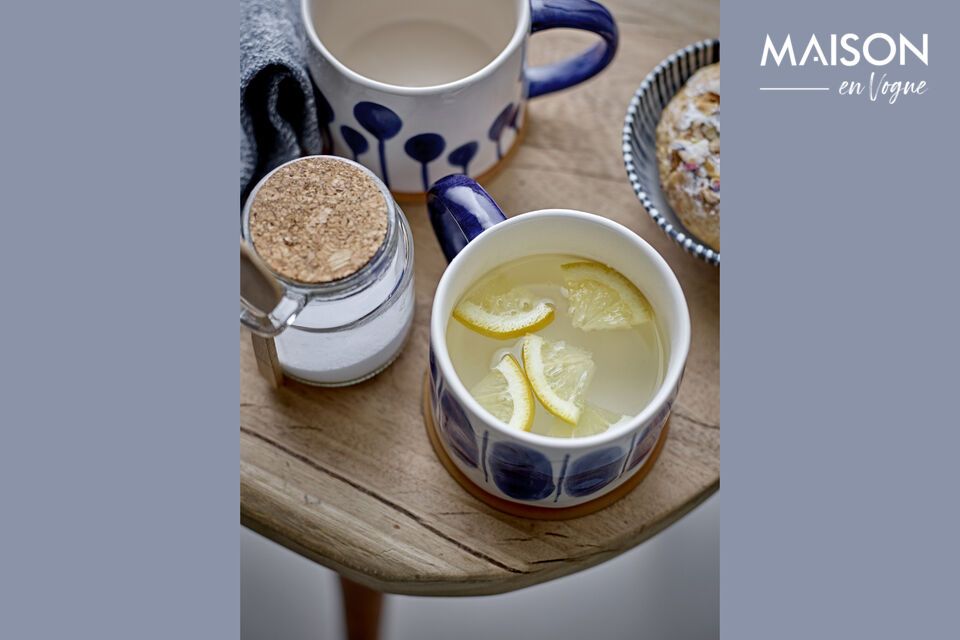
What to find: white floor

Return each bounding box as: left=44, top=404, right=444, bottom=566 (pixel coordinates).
left=242, top=493, right=718, bottom=640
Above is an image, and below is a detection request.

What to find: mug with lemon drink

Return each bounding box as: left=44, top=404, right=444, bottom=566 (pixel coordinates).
left=426, top=176, right=690, bottom=511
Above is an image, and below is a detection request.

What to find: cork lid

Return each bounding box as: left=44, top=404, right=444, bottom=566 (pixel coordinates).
left=248, top=157, right=389, bottom=284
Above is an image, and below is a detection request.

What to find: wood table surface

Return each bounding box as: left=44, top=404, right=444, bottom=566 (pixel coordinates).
left=241, top=0, right=719, bottom=597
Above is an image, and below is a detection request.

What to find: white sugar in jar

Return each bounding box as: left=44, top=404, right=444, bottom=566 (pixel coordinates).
left=241, top=156, right=415, bottom=386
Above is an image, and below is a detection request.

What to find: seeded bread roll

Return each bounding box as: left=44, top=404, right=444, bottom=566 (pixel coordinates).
left=656, top=63, right=720, bottom=251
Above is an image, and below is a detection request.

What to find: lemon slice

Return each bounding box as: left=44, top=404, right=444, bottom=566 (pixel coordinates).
left=561, top=261, right=652, bottom=331
left=453, top=284, right=554, bottom=339
left=573, top=404, right=626, bottom=437
left=521, top=334, right=595, bottom=425
left=470, top=354, right=535, bottom=431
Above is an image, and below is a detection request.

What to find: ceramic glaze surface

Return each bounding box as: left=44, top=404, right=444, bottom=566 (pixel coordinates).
left=404, top=133, right=448, bottom=192
left=488, top=441, right=556, bottom=501
left=439, top=379, right=479, bottom=468
left=303, top=0, right=618, bottom=193
left=430, top=344, right=681, bottom=506
left=337, top=19, right=501, bottom=87
left=340, top=125, right=368, bottom=160
left=563, top=446, right=625, bottom=497
left=307, top=54, right=524, bottom=192
left=447, top=142, right=479, bottom=175
left=627, top=385, right=675, bottom=468
left=424, top=176, right=690, bottom=508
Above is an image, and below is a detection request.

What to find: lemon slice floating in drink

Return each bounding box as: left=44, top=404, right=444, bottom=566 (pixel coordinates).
left=522, top=334, right=595, bottom=425
left=453, top=284, right=555, bottom=339
left=470, top=354, right=535, bottom=432
left=561, top=261, right=652, bottom=331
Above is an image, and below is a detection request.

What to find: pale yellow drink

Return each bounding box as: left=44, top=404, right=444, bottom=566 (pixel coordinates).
left=445, top=254, right=666, bottom=437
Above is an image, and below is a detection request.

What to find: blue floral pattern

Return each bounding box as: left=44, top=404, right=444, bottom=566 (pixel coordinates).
left=340, top=125, right=368, bottom=161
left=447, top=142, right=479, bottom=175
left=313, top=86, right=334, bottom=153
left=327, top=100, right=522, bottom=190
left=553, top=454, right=571, bottom=503
left=354, top=101, right=403, bottom=188
left=488, top=442, right=555, bottom=501
left=428, top=348, right=439, bottom=388
left=563, top=447, right=625, bottom=497
left=480, top=430, right=490, bottom=483
left=627, top=401, right=672, bottom=470
left=404, top=133, right=446, bottom=192
left=437, top=383, right=479, bottom=468
left=487, top=103, right=516, bottom=160
left=428, top=347, right=676, bottom=504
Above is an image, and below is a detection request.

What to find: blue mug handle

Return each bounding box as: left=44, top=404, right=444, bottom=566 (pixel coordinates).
left=526, top=0, right=619, bottom=98
left=427, top=175, right=507, bottom=263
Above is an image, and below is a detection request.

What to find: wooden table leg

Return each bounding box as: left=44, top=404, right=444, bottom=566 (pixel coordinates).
left=339, top=576, right=383, bottom=640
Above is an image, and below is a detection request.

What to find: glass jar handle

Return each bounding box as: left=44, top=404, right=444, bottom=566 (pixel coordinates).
left=240, top=242, right=306, bottom=337
left=426, top=175, right=508, bottom=263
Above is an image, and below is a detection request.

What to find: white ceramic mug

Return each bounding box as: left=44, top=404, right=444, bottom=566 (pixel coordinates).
left=302, top=0, right=618, bottom=196
left=425, top=176, right=690, bottom=508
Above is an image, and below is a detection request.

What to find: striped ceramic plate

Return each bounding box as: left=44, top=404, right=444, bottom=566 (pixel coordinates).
left=622, top=39, right=720, bottom=266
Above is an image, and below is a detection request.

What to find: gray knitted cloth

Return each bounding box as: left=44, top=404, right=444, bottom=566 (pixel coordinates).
left=241, top=0, right=331, bottom=204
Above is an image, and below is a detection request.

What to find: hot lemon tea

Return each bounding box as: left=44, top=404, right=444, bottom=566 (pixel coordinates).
left=445, top=254, right=666, bottom=438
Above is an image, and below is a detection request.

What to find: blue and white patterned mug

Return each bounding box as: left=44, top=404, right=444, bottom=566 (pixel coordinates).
left=425, top=176, right=690, bottom=508
left=302, top=0, right=618, bottom=196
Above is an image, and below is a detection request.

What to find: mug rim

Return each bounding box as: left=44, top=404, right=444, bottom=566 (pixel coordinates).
left=430, top=209, right=692, bottom=450
left=301, top=0, right=531, bottom=95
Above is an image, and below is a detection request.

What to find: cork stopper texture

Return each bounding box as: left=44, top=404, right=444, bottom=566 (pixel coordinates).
left=249, top=157, right=389, bottom=284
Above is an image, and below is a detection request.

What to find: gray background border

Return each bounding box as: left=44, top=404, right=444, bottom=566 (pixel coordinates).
left=0, top=1, right=238, bottom=637
left=723, top=1, right=959, bottom=637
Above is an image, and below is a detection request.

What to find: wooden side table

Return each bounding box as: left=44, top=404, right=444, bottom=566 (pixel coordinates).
left=241, top=1, right=719, bottom=637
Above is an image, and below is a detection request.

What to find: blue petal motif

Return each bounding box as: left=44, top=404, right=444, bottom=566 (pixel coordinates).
left=404, top=133, right=446, bottom=192
left=481, top=430, right=490, bottom=483
left=627, top=428, right=656, bottom=470
left=447, top=141, right=479, bottom=175
left=354, top=102, right=403, bottom=188
left=509, top=103, right=522, bottom=131
left=313, top=86, right=335, bottom=153
left=487, top=103, right=515, bottom=160
left=315, top=87, right=334, bottom=124
left=428, top=348, right=439, bottom=387
left=340, top=125, right=369, bottom=161
left=563, top=447, right=625, bottom=497
left=439, top=388, right=478, bottom=468
left=553, top=454, right=571, bottom=502
left=488, top=442, right=555, bottom=501
left=428, top=348, right=441, bottom=405
left=431, top=377, right=444, bottom=428
left=627, top=404, right=671, bottom=470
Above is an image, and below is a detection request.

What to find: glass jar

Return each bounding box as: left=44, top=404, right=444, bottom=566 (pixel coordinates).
left=240, top=156, right=415, bottom=386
